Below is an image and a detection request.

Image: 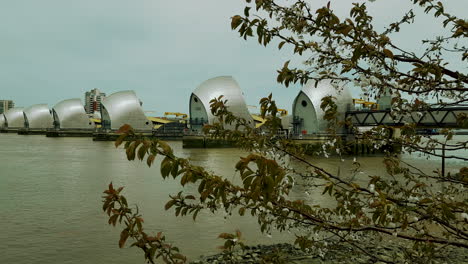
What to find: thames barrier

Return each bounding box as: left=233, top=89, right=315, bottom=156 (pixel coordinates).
left=1, top=76, right=467, bottom=153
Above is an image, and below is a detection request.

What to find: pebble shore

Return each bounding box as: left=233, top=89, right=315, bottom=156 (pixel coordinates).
left=190, top=242, right=468, bottom=263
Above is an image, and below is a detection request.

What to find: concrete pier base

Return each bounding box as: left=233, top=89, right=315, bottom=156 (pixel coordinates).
left=46, top=130, right=94, bottom=137
left=17, top=129, right=48, bottom=135
left=93, top=132, right=151, bottom=141
left=182, top=136, right=236, bottom=148
left=0, top=129, right=21, bottom=133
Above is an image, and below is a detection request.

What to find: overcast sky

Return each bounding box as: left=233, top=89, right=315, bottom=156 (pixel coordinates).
left=1, top=0, right=466, bottom=115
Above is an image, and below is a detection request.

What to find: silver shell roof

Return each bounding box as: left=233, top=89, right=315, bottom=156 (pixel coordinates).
left=190, top=76, right=253, bottom=128
left=101, top=90, right=151, bottom=130
left=3, top=107, right=25, bottom=128
left=52, top=99, right=93, bottom=129
left=23, top=104, right=53, bottom=129
left=293, top=80, right=354, bottom=133
left=0, top=113, right=5, bottom=128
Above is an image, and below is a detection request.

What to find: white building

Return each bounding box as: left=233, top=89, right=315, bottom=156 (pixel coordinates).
left=0, top=100, right=14, bottom=114
left=376, top=88, right=392, bottom=110
left=84, top=88, right=106, bottom=114
left=189, top=76, right=253, bottom=131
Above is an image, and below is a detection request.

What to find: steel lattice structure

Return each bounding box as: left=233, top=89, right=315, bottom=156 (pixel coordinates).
left=346, top=107, right=468, bottom=128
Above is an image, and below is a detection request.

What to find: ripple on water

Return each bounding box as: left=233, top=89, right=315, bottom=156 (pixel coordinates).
left=1, top=134, right=466, bottom=263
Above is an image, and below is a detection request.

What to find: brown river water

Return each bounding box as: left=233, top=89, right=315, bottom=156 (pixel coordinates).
left=0, top=134, right=466, bottom=263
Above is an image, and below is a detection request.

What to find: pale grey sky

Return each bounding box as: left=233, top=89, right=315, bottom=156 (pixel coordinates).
left=1, top=0, right=466, bottom=115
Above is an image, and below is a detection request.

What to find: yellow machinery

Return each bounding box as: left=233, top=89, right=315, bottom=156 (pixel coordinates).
left=250, top=114, right=266, bottom=128
left=249, top=106, right=288, bottom=129
left=353, top=99, right=379, bottom=110
left=147, top=116, right=173, bottom=124
left=147, top=116, right=173, bottom=130
left=164, top=112, right=188, bottom=119
left=248, top=105, right=288, bottom=117
left=277, top=108, right=288, bottom=116
left=89, top=118, right=102, bottom=128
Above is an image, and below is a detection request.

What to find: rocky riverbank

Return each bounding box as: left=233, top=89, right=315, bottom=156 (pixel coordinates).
left=190, top=242, right=467, bottom=263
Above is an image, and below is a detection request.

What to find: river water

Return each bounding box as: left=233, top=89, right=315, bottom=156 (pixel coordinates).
left=0, top=134, right=466, bottom=263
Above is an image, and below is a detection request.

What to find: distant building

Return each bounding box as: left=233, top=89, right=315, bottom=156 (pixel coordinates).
left=84, top=88, right=106, bottom=114
left=377, top=88, right=392, bottom=110
left=0, top=100, right=14, bottom=114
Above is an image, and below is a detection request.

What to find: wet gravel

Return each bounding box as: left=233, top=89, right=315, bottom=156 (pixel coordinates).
left=190, top=242, right=468, bottom=263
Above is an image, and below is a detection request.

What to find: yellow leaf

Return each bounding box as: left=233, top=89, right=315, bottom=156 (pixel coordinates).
left=383, top=49, right=394, bottom=59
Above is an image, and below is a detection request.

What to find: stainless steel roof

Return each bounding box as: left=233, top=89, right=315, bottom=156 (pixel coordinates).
left=190, top=76, right=253, bottom=128
left=293, top=80, right=354, bottom=133
left=101, top=90, right=151, bottom=130
left=0, top=113, right=5, bottom=128
left=23, top=104, right=53, bottom=129
left=52, top=99, right=93, bottom=129
left=3, top=107, right=25, bottom=128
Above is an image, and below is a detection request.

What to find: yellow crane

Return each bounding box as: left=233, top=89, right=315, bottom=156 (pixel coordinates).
left=248, top=105, right=288, bottom=116
left=277, top=108, right=288, bottom=116
left=353, top=99, right=379, bottom=110
left=164, top=112, right=188, bottom=119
